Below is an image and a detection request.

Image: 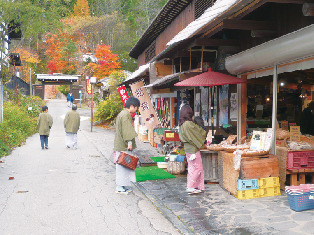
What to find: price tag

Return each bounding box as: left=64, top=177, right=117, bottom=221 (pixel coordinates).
left=166, top=133, right=174, bottom=138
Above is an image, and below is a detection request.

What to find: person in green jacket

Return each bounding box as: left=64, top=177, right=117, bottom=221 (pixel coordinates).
left=64, top=104, right=80, bottom=149
left=37, top=106, right=53, bottom=150
left=179, top=104, right=206, bottom=195
left=113, top=97, right=140, bottom=195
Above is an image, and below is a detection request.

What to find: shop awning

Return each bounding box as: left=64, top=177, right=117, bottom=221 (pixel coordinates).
left=225, top=24, right=314, bottom=77
left=174, top=69, right=246, bottom=87
left=119, top=63, right=150, bottom=86
left=144, top=72, right=183, bottom=88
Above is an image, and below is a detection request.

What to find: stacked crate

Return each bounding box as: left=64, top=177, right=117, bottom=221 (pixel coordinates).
left=235, top=177, right=281, bottom=199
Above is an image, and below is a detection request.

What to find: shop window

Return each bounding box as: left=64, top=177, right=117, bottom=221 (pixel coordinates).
left=195, top=0, right=216, bottom=19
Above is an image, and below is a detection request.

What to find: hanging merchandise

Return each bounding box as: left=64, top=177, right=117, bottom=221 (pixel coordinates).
left=219, top=85, right=229, bottom=126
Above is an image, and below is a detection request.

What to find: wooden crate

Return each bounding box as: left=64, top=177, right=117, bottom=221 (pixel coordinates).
left=222, top=151, right=239, bottom=195
left=200, top=150, right=219, bottom=182
left=167, top=161, right=185, bottom=174
left=240, top=155, right=279, bottom=180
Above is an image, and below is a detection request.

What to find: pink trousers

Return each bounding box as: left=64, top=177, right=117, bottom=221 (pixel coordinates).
left=186, top=151, right=205, bottom=190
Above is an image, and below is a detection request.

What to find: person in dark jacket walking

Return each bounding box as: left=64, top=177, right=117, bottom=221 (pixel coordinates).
left=64, top=104, right=80, bottom=149
left=67, top=92, right=74, bottom=107
left=37, top=106, right=53, bottom=150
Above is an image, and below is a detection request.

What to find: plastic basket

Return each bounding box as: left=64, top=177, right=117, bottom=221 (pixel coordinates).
left=237, top=179, right=259, bottom=191
left=287, top=192, right=314, bottom=212
left=235, top=189, right=260, bottom=200
left=259, top=186, right=281, bottom=197
left=259, top=177, right=280, bottom=188
left=287, top=151, right=314, bottom=170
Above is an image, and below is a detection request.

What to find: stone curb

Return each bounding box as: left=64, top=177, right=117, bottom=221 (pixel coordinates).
left=134, top=182, right=194, bottom=235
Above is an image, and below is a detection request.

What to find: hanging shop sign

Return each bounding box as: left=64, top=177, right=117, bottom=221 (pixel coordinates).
left=87, top=79, right=92, bottom=95
left=117, top=86, right=129, bottom=106
left=130, top=80, right=160, bottom=129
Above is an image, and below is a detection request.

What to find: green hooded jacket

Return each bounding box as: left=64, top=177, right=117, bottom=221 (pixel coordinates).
left=37, top=112, right=53, bottom=136
left=179, top=121, right=206, bottom=154
left=114, top=109, right=138, bottom=151
left=64, top=110, right=80, bottom=133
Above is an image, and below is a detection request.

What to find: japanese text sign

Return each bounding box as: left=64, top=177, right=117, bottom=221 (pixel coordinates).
left=117, top=86, right=129, bottom=105
left=130, top=81, right=160, bottom=129
left=87, top=79, right=92, bottom=95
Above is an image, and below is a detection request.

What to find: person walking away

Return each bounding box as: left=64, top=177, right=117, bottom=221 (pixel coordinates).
left=113, top=97, right=140, bottom=195
left=64, top=104, right=80, bottom=149
left=179, top=105, right=206, bottom=195
left=37, top=106, right=53, bottom=150
left=67, top=92, right=74, bottom=107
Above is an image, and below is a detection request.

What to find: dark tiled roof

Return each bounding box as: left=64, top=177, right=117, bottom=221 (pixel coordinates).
left=129, top=0, right=192, bottom=59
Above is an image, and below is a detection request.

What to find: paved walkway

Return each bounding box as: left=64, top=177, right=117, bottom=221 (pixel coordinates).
left=0, top=99, right=178, bottom=235
left=1, top=99, right=314, bottom=235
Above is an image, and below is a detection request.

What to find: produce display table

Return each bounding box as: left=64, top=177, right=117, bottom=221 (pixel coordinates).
left=200, top=149, right=219, bottom=183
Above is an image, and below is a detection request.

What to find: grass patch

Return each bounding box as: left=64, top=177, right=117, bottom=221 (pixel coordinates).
left=150, top=156, right=166, bottom=162
left=135, top=166, right=175, bottom=182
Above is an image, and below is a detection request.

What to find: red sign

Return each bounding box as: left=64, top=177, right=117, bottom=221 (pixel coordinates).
left=87, top=79, right=92, bottom=95
left=117, top=86, right=129, bottom=105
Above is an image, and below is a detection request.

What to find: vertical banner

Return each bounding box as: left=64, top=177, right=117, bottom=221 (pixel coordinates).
left=130, top=81, right=160, bottom=130
left=117, top=86, right=129, bottom=106
left=86, top=79, right=92, bottom=95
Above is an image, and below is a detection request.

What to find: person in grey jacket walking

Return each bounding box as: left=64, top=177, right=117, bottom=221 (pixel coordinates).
left=64, top=104, right=80, bottom=149
left=37, top=106, right=53, bottom=150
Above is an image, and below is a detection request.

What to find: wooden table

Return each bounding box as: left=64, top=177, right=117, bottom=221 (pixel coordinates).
left=286, top=168, right=314, bottom=186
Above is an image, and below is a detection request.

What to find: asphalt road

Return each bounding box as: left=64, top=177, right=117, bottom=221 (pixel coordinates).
left=0, top=99, right=179, bottom=235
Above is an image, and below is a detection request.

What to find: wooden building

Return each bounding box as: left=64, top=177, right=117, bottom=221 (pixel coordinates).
left=126, top=0, right=314, bottom=149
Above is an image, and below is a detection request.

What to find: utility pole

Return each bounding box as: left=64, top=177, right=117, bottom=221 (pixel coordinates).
left=29, top=68, right=32, bottom=97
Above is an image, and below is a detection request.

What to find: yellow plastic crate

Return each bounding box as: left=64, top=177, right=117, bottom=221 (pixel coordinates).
left=258, top=177, right=280, bottom=188
left=259, top=186, right=281, bottom=197
left=235, top=189, right=260, bottom=200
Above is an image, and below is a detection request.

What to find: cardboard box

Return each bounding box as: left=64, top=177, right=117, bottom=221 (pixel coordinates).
left=138, top=134, right=148, bottom=142
left=290, top=126, right=300, bottom=142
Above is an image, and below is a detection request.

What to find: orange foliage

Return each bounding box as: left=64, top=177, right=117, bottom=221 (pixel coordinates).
left=73, top=0, right=90, bottom=17
left=13, top=48, right=40, bottom=82
left=88, top=44, right=121, bottom=80
left=45, top=33, right=76, bottom=74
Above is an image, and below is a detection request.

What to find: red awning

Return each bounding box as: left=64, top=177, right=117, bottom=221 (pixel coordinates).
left=174, top=69, right=246, bottom=87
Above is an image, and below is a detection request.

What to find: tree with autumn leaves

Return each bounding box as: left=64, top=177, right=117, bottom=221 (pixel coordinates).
left=88, top=44, right=120, bottom=80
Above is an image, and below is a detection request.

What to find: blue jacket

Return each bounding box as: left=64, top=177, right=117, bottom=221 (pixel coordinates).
left=67, top=93, right=74, bottom=102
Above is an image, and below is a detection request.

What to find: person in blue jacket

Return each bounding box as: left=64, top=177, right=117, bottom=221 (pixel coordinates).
left=67, top=92, right=74, bottom=107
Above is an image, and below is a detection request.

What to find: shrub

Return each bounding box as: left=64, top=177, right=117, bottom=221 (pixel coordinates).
left=94, top=71, right=126, bottom=123
left=0, top=94, right=43, bottom=157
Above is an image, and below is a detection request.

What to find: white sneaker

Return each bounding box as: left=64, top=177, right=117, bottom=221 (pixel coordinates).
left=188, top=189, right=202, bottom=195
left=122, top=186, right=133, bottom=193
left=115, top=190, right=129, bottom=195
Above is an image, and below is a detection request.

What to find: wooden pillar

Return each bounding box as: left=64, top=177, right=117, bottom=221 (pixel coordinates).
left=241, top=75, right=247, bottom=143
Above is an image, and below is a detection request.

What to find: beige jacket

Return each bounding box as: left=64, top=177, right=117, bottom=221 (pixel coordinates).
left=64, top=110, right=80, bottom=133
left=37, top=112, right=53, bottom=136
